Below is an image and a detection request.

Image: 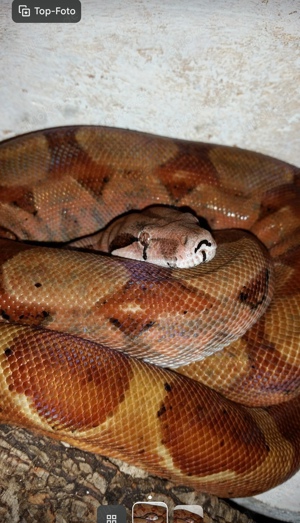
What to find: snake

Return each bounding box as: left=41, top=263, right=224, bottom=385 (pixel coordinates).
left=0, top=125, right=300, bottom=499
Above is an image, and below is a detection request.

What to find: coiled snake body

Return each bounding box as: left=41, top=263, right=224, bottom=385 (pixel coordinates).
left=0, top=126, right=299, bottom=498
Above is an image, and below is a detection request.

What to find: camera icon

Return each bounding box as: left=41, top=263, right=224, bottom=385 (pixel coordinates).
left=18, top=4, right=31, bottom=16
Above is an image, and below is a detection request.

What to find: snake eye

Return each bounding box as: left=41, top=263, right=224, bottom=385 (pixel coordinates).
left=139, top=231, right=151, bottom=247
left=139, top=231, right=151, bottom=261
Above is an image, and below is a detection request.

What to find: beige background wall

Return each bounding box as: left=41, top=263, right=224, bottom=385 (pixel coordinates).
left=1, top=0, right=299, bottom=166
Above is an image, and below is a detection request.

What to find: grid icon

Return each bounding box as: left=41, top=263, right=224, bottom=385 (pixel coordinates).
left=97, top=505, right=126, bottom=523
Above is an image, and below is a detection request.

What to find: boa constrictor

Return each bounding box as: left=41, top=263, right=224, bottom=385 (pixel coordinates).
left=0, top=126, right=299, bottom=498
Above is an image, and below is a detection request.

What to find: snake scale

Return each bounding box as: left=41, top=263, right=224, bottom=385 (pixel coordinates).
left=0, top=125, right=300, bottom=498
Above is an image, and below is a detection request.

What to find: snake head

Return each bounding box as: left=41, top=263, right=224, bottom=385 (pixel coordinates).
left=110, top=211, right=217, bottom=268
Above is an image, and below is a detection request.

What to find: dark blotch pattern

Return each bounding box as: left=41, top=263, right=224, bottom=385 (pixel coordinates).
left=239, top=269, right=269, bottom=310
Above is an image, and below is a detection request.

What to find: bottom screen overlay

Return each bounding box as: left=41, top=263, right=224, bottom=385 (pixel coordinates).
left=97, top=502, right=203, bottom=523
